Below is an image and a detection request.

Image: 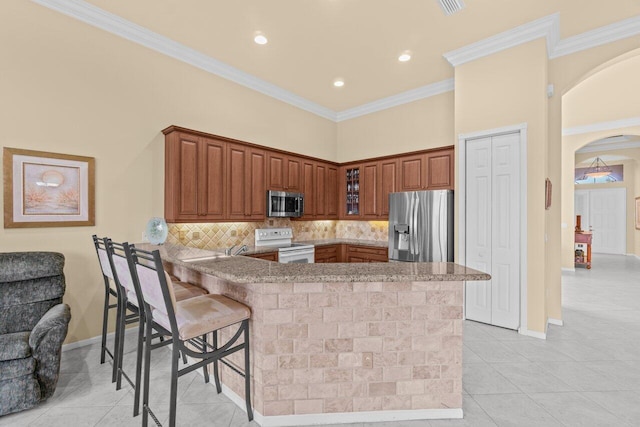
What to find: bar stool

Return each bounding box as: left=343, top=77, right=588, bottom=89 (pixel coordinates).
left=96, top=237, right=208, bottom=417
left=125, top=244, right=253, bottom=427
left=92, top=235, right=124, bottom=383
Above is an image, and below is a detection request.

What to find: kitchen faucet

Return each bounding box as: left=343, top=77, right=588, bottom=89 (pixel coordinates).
left=225, top=244, right=248, bottom=256
left=233, top=245, right=248, bottom=256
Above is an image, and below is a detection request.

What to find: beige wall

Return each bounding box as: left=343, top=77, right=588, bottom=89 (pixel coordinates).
left=0, top=1, right=335, bottom=343
left=336, top=92, right=455, bottom=162
left=454, top=39, right=549, bottom=333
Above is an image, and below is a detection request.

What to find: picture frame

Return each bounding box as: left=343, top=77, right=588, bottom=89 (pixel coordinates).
left=545, top=178, right=552, bottom=210
left=636, top=197, right=640, bottom=230
left=3, top=147, right=95, bottom=228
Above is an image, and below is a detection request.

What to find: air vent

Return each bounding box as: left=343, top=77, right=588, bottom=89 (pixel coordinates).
left=438, top=0, right=465, bottom=15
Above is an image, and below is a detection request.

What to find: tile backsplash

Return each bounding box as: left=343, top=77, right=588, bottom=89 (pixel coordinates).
left=167, top=219, right=388, bottom=250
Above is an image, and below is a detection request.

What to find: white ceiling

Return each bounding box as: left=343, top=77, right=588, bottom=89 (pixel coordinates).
left=35, top=0, right=640, bottom=117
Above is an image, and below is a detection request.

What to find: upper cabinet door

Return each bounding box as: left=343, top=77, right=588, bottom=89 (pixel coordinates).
left=379, top=158, right=398, bottom=217
left=426, top=149, right=454, bottom=190
left=325, top=165, right=338, bottom=218
left=267, top=152, right=285, bottom=191
left=226, top=143, right=248, bottom=219
left=199, top=138, right=226, bottom=219
left=286, top=156, right=303, bottom=192
left=175, top=133, right=199, bottom=218
left=315, top=163, right=326, bottom=217
left=301, top=161, right=315, bottom=218
left=247, top=148, right=266, bottom=218
left=362, top=162, right=379, bottom=218
left=227, top=143, right=265, bottom=220
left=398, top=154, right=425, bottom=191
left=267, top=153, right=303, bottom=192
left=164, top=131, right=225, bottom=222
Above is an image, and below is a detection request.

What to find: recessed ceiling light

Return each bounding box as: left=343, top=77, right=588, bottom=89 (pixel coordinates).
left=333, top=79, right=345, bottom=88
left=254, top=33, right=268, bottom=45
left=398, top=51, right=412, bottom=62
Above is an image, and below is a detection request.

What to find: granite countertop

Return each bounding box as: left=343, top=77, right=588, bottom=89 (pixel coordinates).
left=140, top=243, right=490, bottom=284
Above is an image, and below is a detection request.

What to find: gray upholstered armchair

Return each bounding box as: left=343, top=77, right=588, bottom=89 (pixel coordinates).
left=0, top=252, right=71, bottom=416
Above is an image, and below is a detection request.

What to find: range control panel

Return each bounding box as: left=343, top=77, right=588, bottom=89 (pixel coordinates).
left=254, top=227, right=293, bottom=247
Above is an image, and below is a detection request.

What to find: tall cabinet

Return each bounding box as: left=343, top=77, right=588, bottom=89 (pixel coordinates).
left=164, top=130, right=226, bottom=222
left=226, top=143, right=266, bottom=220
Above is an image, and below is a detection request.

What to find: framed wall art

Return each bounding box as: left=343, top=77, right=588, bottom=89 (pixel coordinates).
left=3, top=147, right=95, bottom=228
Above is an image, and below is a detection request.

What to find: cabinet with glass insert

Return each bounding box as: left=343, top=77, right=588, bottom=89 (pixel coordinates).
left=345, top=167, right=360, bottom=216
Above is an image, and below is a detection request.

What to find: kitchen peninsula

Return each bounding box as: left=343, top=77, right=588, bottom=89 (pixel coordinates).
left=154, top=243, right=489, bottom=426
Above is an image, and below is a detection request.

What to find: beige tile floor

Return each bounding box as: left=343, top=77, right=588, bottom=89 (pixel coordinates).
left=2, top=254, right=639, bottom=426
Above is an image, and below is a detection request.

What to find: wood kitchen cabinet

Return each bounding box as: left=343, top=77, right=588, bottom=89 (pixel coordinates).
left=398, top=148, right=454, bottom=191
left=398, top=154, right=425, bottom=192
left=379, top=158, right=398, bottom=217
left=301, top=160, right=338, bottom=220
left=314, top=244, right=340, bottom=263
left=340, top=159, right=398, bottom=220
left=226, top=143, right=266, bottom=220
left=246, top=251, right=278, bottom=261
left=325, top=165, right=338, bottom=218
left=267, top=153, right=302, bottom=192
left=164, top=130, right=226, bottom=222
left=342, top=165, right=362, bottom=218
left=346, top=245, right=388, bottom=263
left=362, top=162, right=380, bottom=218
left=165, top=126, right=452, bottom=224
left=301, top=161, right=315, bottom=218
left=426, top=148, right=454, bottom=190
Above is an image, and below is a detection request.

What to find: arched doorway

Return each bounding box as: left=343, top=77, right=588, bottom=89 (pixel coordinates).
left=561, top=50, right=640, bottom=271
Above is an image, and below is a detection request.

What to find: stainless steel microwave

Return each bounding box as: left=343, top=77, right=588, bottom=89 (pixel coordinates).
left=267, top=191, right=304, bottom=218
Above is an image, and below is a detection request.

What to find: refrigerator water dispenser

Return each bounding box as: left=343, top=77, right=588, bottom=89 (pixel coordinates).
left=393, top=224, right=410, bottom=251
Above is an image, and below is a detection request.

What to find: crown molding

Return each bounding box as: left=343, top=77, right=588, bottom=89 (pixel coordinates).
left=563, top=117, right=640, bottom=136
left=336, top=79, right=455, bottom=122
left=31, top=0, right=640, bottom=123
left=443, top=14, right=559, bottom=67
left=31, top=0, right=338, bottom=121
left=444, top=13, right=640, bottom=66
left=552, top=15, right=640, bottom=59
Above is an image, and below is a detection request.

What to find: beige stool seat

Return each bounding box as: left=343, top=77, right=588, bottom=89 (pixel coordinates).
left=153, top=294, right=250, bottom=341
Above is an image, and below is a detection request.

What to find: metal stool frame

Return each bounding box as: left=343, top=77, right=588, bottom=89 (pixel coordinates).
left=126, top=245, right=253, bottom=427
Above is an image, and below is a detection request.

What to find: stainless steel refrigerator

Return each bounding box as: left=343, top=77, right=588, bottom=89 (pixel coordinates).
left=388, top=190, right=454, bottom=262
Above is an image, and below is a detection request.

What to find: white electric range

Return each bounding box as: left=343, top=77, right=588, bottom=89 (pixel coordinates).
left=254, top=228, right=315, bottom=264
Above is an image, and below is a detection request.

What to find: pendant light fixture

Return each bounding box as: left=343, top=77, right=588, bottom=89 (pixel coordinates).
left=581, top=157, right=613, bottom=180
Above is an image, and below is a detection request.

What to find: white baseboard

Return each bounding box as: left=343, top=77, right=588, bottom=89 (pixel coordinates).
left=547, top=318, right=564, bottom=326
left=561, top=267, right=576, bottom=273
left=221, top=383, right=463, bottom=426
left=62, top=332, right=112, bottom=352
left=518, top=327, right=547, bottom=340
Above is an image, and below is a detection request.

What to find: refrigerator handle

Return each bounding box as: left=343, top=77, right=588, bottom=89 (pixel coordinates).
left=413, top=194, right=419, bottom=256
left=408, top=194, right=415, bottom=255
